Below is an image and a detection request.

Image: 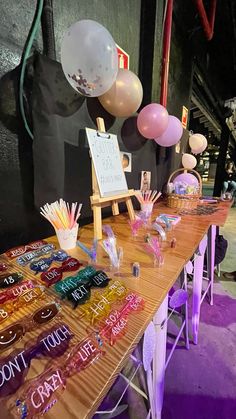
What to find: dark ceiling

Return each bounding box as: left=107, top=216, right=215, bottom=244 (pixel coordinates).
left=209, top=0, right=236, bottom=100
left=175, top=0, right=236, bottom=102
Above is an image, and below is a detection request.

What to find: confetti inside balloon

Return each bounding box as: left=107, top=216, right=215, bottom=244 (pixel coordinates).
left=61, top=20, right=118, bottom=97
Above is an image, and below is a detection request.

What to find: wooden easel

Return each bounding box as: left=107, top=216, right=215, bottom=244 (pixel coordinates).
left=90, top=117, right=135, bottom=240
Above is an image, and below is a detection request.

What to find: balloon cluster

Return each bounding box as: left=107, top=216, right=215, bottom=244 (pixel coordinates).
left=137, top=104, right=183, bottom=147
left=181, top=133, right=208, bottom=170
left=61, top=20, right=143, bottom=117
left=60, top=19, right=186, bottom=148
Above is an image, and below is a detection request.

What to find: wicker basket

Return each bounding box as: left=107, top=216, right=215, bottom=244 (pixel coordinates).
left=167, top=168, right=202, bottom=210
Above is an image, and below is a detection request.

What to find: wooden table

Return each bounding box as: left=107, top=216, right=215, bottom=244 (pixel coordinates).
left=1, top=201, right=231, bottom=419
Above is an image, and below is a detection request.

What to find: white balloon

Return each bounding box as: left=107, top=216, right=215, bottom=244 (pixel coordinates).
left=191, top=140, right=208, bottom=155
left=194, top=134, right=207, bottom=153
left=182, top=153, right=197, bottom=169
left=191, top=146, right=204, bottom=155
left=189, top=133, right=207, bottom=154
left=61, top=20, right=118, bottom=97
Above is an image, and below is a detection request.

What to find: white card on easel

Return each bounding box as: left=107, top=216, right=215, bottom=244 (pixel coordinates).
left=86, top=128, right=128, bottom=197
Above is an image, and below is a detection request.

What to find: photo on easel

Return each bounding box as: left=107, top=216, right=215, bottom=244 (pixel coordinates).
left=140, top=171, right=151, bottom=192
left=120, top=151, right=132, bottom=173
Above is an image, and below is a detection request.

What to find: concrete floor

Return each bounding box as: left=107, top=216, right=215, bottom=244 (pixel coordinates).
left=163, top=207, right=236, bottom=419
left=219, top=207, right=236, bottom=297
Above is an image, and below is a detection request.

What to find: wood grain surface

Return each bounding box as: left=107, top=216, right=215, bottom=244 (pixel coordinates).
left=0, top=200, right=231, bottom=419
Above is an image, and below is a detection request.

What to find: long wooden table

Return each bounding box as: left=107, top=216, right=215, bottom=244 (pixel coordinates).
left=1, top=201, right=231, bottom=419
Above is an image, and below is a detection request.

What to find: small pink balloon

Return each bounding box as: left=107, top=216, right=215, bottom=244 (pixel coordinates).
left=137, top=103, right=168, bottom=139
left=154, top=115, right=183, bottom=147
left=173, top=173, right=199, bottom=186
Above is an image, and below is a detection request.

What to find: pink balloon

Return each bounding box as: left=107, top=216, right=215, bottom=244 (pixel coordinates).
left=154, top=115, right=183, bottom=147
left=173, top=173, right=199, bottom=186
left=137, top=103, right=168, bottom=139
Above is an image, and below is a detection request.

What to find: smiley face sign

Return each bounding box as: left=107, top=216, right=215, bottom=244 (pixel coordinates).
left=33, top=303, right=60, bottom=325
left=0, top=323, right=24, bottom=352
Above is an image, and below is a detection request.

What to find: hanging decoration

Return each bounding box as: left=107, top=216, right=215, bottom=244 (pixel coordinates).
left=61, top=20, right=118, bottom=97
left=137, top=103, right=169, bottom=139
left=189, top=133, right=207, bottom=155
left=182, top=153, right=197, bottom=169
left=98, top=69, right=143, bottom=117
left=154, top=115, right=183, bottom=147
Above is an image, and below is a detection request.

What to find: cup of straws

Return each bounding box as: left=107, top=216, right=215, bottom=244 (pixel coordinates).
left=40, top=199, right=82, bottom=250
left=135, top=190, right=161, bottom=216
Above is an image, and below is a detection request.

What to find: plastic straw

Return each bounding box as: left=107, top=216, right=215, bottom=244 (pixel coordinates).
left=40, top=200, right=82, bottom=230
left=135, top=190, right=161, bottom=205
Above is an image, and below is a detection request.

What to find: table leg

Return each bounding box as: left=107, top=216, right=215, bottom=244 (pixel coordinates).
left=207, top=225, right=216, bottom=306
left=153, top=294, right=168, bottom=419
left=192, top=250, right=204, bottom=345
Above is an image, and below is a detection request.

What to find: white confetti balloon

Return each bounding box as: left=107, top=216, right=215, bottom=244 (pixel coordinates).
left=61, top=20, right=118, bottom=97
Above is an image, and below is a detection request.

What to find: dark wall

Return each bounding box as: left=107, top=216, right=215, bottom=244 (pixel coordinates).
left=0, top=0, right=193, bottom=253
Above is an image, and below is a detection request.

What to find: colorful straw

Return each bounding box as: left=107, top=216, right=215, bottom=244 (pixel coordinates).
left=40, top=199, right=82, bottom=230
left=135, top=190, right=162, bottom=205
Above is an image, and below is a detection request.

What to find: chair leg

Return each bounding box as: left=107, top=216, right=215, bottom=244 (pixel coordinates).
left=181, top=269, right=190, bottom=350
left=192, top=251, right=204, bottom=345
left=207, top=225, right=216, bottom=306
left=153, top=295, right=168, bottom=419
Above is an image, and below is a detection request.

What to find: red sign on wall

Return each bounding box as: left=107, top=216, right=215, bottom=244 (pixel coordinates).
left=181, top=106, right=188, bottom=129
left=116, top=44, right=129, bottom=70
